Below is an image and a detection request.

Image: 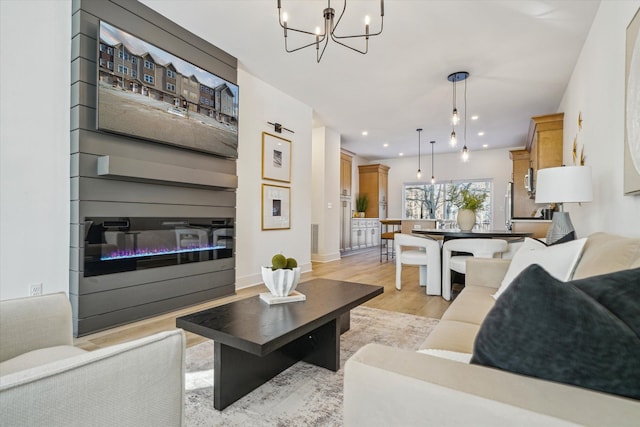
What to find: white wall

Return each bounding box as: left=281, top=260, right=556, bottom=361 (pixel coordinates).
left=311, top=127, right=341, bottom=262
left=0, top=1, right=72, bottom=299
left=235, top=68, right=313, bottom=288
left=558, top=0, right=640, bottom=237
left=375, top=147, right=514, bottom=230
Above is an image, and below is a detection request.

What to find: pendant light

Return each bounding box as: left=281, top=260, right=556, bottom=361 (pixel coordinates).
left=447, top=71, right=470, bottom=161
left=430, top=140, right=436, bottom=184
left=416, top=128, right=423, bottom=179
left=461, top=72, right=470, bottom=162
left=451, top=78, right=459, bottom=125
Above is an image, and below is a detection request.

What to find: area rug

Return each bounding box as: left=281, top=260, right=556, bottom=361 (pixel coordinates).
left=184, top=306, right=439, bottom=426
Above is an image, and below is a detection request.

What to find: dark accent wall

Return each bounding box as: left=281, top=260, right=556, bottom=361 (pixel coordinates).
left=70, top=0, right=238, bottom=336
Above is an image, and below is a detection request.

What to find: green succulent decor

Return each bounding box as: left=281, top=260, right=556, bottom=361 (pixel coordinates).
left=269, top=253, right=298, bottom=270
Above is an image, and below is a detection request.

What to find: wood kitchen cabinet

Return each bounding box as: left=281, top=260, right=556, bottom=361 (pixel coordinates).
left=510, top=149, right=538, bottom=217
left=340, top=152, right=352, bottom=197
left=340, top=152, right=353, bottom=251
left=358, top=164, right=390, bottom=219
left=527, top=113, right=564, bottom=192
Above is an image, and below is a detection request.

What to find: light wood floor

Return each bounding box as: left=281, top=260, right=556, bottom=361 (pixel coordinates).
left=74, top=247, right=451, bottom=351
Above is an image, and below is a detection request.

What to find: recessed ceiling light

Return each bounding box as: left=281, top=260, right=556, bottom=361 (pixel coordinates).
left=399, top=152, right=404, bottom=156
left=471, top=115, right=479, bottom=120
left=482, top=144, right=489, bottom=148
left=362, top=131, right=368, bottom=136
left=478, top=131, right=485, bottom=136
left=383, top=143, right=389, bottom=147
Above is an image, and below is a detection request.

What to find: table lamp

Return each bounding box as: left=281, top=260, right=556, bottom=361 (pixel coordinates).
left=535, top=166, right=593, bottom=244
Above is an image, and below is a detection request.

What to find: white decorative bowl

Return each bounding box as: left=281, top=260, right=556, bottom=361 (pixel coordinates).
left=261, top=266, right=301, bottom=297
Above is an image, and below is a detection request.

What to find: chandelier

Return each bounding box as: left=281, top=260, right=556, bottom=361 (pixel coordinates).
left=277, top=0, right=385, bottom=63
left=448, top=71, right=470, bottom=161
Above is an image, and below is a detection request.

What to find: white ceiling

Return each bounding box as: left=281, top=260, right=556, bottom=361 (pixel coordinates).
left=141, top=0, right=600, bottom=160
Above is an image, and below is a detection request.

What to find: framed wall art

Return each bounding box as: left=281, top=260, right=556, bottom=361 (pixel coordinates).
left=624, top=7, right=640, bottom=195
left=262, top=132, right=292, bottom=183
left=262, top=184, right=291, bottom=230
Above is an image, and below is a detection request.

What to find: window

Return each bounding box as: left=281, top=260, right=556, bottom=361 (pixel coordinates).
left=100, top=44, right=105, bottom=52
left=403, top=179, right=493, bottom=227
left=131, top=57, right=137, bottom=65
left=144, top=60, right=154, bottom=70
left=118, top=51, right=129, bottom=60
left=107, top=61, right=113, bottom=70
left=144, top=74, right=154, bottom=84
left=107, top=47, right=113, bottom=55
left=117, top=65, right=129, bottom=75
left=166, top=83, right=175, bottom=91
left=99, top=58, right=105, bottom=67
left=131, top=69, right=137, bottom=78
left=167, top=69, right=176, bottom=78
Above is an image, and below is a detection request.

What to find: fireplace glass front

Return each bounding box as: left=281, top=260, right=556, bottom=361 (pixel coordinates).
left=83, top=217, right=233, bottom=277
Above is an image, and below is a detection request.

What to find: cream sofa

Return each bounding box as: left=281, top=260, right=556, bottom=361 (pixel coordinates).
left=0, top=292, right=186, bottom=427
left=344, top=232, right=640, bottom=426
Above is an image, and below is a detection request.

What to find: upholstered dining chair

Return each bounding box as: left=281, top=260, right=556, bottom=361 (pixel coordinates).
left=441, top=238, right=508, bottom=300
left=395, top=233, right=442, bottom=295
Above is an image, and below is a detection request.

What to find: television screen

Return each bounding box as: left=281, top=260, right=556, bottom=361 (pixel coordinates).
left=97, top=21, right=239, bottom=158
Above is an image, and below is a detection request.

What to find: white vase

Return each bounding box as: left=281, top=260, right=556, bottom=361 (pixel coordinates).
left=456, top=209, right=476, bottom=231
left=261, top=267, right=301, bottom=297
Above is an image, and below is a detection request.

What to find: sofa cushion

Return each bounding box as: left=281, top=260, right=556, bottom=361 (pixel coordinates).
left=493, top=237, right=587, bottom=299
left=441, top=285, right=496, bottom=325
left=471, top=264, right=640, bottom=400
left=573, top=232, right=640, bottom=279
left=420, top=320, right=479, bottom=354
left=0, top=345, right=87, bottom=376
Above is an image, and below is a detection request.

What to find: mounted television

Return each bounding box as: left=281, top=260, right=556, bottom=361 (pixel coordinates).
left=96, top=21, right=239, bottom=158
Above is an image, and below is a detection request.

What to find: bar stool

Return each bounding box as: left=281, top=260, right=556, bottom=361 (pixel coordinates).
left=380, top=219, right=401, bottom=262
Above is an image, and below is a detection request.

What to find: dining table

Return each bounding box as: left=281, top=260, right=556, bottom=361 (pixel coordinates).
left=412, top=228, right=533, bottom=242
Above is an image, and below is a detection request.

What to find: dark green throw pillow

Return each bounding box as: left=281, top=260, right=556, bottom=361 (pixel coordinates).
left=471, top=264, right=640, bottom=400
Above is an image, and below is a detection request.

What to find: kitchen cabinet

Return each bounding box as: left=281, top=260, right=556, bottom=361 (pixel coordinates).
left=358, top=164, right=390, bottom=219
left=340, top=152, right=353, bottom=196
left=351, top=218, right=380, bottom=249
left=527, top=113, right=564, bottom=194
left=340, top=152, right=353, bottom=251
left=511, top=219, right=551, bottom=239
left=509, top=149, right=538, bottom=218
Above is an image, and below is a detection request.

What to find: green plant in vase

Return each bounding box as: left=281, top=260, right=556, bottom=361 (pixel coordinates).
left=261, top=253, right=300, bottom=297
left=446, top=187, right=488, bottom=231
left=355, top=194, right=368, bottom=217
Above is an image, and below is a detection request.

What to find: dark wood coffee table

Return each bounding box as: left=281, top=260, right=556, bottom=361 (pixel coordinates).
left=176, top=278, right=383, bottom=410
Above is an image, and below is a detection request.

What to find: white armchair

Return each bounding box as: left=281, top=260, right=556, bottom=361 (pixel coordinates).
left=395, top=233, right=441, bottom=295
left=442, top=238, right=508, bottom=300
left=0, top=293, right=186, bottom=426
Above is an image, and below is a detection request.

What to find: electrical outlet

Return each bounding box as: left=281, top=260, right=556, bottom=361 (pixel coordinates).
left=29, top=283, right=43, bottom=296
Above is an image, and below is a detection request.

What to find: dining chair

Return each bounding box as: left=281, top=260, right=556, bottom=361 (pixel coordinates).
left=442, top=238, right=508, bottom=300
left=395, top=233, right=442, bottom=295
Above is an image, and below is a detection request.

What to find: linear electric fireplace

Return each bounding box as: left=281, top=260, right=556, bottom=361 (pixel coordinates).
left=71, top=0, right=239, bottom=337
left=84, top=217, right=233, bottom=277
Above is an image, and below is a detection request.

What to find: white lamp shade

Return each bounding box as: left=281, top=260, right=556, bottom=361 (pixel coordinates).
left=535, top=166, right=593, bottom=204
